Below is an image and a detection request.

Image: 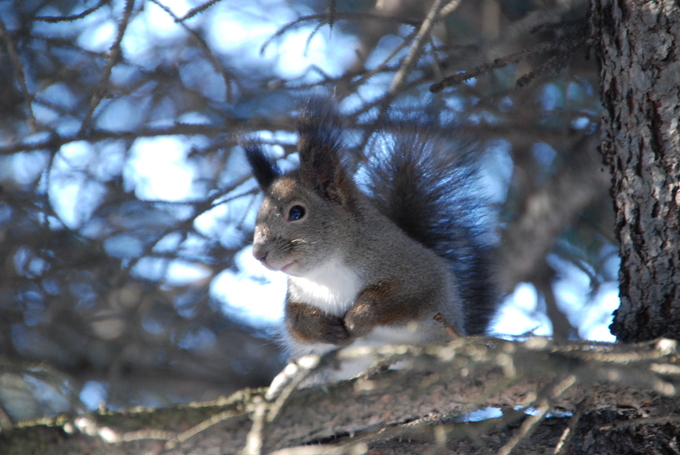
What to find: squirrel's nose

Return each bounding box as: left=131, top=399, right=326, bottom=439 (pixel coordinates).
left=252, top=245, right=268, bottom=262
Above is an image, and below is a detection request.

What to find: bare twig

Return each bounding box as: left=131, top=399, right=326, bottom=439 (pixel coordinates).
left=78, top=0, right=135, bottom=135
left=328, top=0, right=337, bottom=29
left=515, top=35, right=587, bottom=87
left=242, top=397, right=268, bottom=455
left=0, top=124, right=236, bottom=156
left=34, top=0, right=111, bottom=22
left=554, top=397, right=589, bottom=455
left=440, top=0, right=463, bottom=17
left=149, top=0, right=234, bottom=101
left=179, top=0, right=224, bottom=22
left=303, top=20, right=327, bottom=56
left=430, top=41, right=554, bottom=92
left=388, top=0, right=445, bottom=94
left=165, top=409, right=242, bottom=449
left=265, top=356, right=323, bottom=422
left=427, top=35, right=444, bottom=82
left=260, top=13, right=419, bottom=55
left=497, top=375, right=577, bottom=455
left=0, top=17, right=38, bottom=132
left=431, top=16, right=589, bottom=92
left=434, top=313, right=463, bottom=339
left=348, top=28, right=418, bottom=91
left=0, top=405, right=13, bottom=432
left=243, top=353, right=340, bottom=455
left=599, top=415, right=680, bottom=431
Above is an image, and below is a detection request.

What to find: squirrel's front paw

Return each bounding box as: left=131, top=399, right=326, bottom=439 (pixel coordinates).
left=316, top=315, right=351, bottom=344
left=286, top=302, right=350, bottom=345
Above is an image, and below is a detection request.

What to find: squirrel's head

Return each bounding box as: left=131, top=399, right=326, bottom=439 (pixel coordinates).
left=242, top=100, right=358, bottom=277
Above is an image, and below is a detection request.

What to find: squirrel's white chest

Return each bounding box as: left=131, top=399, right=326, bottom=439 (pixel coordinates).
left=287, top=258, right=361, bottom=317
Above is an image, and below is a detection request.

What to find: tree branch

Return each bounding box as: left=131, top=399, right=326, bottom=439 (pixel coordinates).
left=3, top=338, right=679, bottom=454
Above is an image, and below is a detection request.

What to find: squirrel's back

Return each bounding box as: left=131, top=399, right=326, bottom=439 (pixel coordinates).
left=361, top=124, right=497, bottom=335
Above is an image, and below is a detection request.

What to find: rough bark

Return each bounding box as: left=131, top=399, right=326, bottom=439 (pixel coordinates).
left=592, top=0, right=680, bottom=342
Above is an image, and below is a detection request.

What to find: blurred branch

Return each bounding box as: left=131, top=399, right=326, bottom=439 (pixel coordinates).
left=0, top=17, right=37, bottom=132
left=389, top=0, right=445, bottom=94
left=260, top=12, right=420, bottom=55
left=0, top=122, right=289, bottom=155
left=440, top=0, right=463, bottom=17
left=78, top=0, right=136, bottom=135
left=499, top=135, right=609, bottom=293
left=430, top=41, right=555, bottom=91
left=534, top=260, right=575, bottom=342
left=149, top=0, right=234, bottom=102
left=431, top=19, right=589, bottom=92
left=3, top=338, right=680, bottom=454
left=34, top=0, right=112, bottom=22
left=179, top=0, right=225, bottom=22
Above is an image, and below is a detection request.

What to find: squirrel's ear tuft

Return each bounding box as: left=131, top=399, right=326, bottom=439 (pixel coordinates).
left=242, top=141, right=281, bottom=190
left=296, top=98, right=348, bottom=204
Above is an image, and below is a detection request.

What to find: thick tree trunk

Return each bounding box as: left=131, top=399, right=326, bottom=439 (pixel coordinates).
left=593, top=0, right=680, bottom=342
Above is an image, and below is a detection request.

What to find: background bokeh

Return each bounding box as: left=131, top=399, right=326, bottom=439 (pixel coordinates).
left=0, top=0, right=616, bottom=420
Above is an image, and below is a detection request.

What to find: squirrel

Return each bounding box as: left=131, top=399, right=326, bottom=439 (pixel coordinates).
left=242, top=99, right=497, bottom=375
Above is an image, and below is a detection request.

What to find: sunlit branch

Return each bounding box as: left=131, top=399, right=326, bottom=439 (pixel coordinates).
left=388, top=0, right=445, bottom=94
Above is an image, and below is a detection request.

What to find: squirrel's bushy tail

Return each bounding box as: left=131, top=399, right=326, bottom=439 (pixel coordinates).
left=362, top=127, right=497, bottom=335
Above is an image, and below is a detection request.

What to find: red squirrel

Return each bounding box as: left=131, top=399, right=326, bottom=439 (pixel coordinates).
left=243, top=99, right=497, bottom=376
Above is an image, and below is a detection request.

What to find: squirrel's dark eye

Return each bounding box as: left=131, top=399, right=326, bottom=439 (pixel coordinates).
left=288, top=205, right=305, bottom=221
